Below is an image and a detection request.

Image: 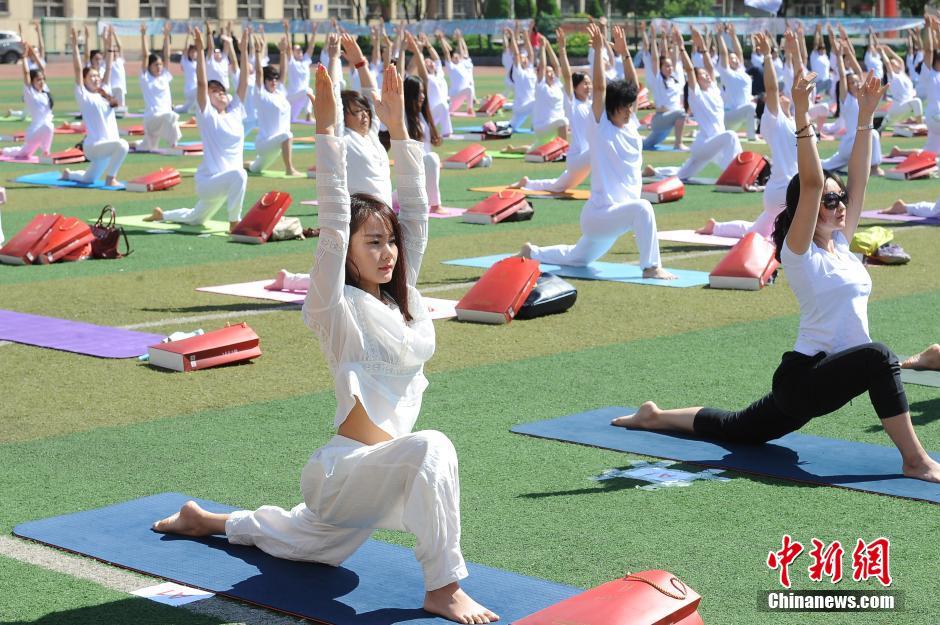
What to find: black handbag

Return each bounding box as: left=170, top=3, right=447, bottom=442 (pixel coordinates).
left=516, top=273, right=577, bottom=319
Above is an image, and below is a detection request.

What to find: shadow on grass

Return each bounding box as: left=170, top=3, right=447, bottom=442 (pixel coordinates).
left=139, top=303, right=299, bottom=314
left=3, top=596, right=224, bottom=625
left=864, top=396, right=940, bottom=432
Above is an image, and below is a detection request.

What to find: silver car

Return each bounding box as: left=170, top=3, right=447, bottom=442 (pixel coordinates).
left=0, top=31, right=23, bottom=64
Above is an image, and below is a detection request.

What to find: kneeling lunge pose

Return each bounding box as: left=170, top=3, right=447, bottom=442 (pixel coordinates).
left=137, top=22, right=182, bottom=152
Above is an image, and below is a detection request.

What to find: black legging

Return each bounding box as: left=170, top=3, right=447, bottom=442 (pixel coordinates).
left=694, top=342, right=908, bottom=444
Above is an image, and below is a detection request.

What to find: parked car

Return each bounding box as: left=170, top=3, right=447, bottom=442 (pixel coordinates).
left=0, top=31, right=23, bottom=64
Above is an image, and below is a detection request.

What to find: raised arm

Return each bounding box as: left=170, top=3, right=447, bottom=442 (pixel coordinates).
left=649, top=23, right=660, bottom=78
left=371, top=25, right=382, bottom=67
left=236, top=28, right=249, bottom=103
left=728, top=22, right=743, bottom=61
left=589, top=23, right=605, bottom=123
left=717, top=24, right=730, bottom=69
left=522, top=26, right=535, bottom=67
left=33, top=22, right=46, bottom=62
left=437, top=30, right=452, bottom=60
left=342, top=32, right=376, bottom=94
left=70, top=28, right=82, bottom=85
left=162, top=21, right=172, bottom=73
left=139, top=23, right=150, bottom=73
left=814, top=23, right=824, bottom=52
left=306, top=21, right=318, bottom=58
left=555, top=27, right=573, bottom=98
left=693, top=27, right=715, bottom=80
left=835, top=41, right=849, bottom=104
left=844, top=71, right=887, bottom=240
left=545, top=31, right=561, bottom=78
left=194, top=28, right=208, bottom=112
left=420, top=32, right=439, bottom=64
left=757, top=33, right=779, bottom=116
left=614, top=26, right=637, bottom=96
left=181, top=27, right=191, bottom=67
left=20, top=42, right=32, bottom=86
left=783, top=70, right=824, bottom=257
left=536, top=33, right=547, bottom=82
left=258, top=37, right=269, bottom=88
left=102, top=28, right=113, bottom=85
left=456, top=29, right=469, bottom=59
left=83, top=24, right=91, bottom=67
left=842, top=38, right=864, bottom=78
left=405, top=32, right=428, bottom=84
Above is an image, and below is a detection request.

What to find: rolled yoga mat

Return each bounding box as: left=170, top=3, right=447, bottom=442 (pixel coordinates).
left=13, top=493, right=581, bottom=625
left=0, top=310, right=164, bottom=358
left=510, top=407, right=940, bottom=504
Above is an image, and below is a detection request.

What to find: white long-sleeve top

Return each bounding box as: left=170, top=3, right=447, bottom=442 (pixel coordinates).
left=336, top=80, right=393, bottom=207
left=303, top=135, right=433, bottom=439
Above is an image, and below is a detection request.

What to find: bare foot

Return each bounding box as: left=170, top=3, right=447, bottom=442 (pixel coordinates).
left=673, top=143, right=690, bottom=152
left=507, top=176, right=529, bottom=189
left=518, top=242, right=533, bottom=258
left=60, top=168, right=72, bottom=181
left=902, top=344, right=940, bottom=370
left=229, top=220, right=240, bottom=234
left=695, top=218, right=717, bottom=235
left=889, top=145, right=904, bottom=157
left=642, top=266, right=678, bottom=280
left=265, top=269, right=289, bottom=291
left=142, top=207, right=164, bottom=222
left=430, top=205, right=445, bottom=214
left=285, top=168, right=301, bottom=176
left=152, top=501, right=225, bottom=536
left=642, top=164, right=657, bottom=178
left=881, top=199, right=908, bottom=215
left=903, top=458, right=940, bottom=483
left=105, top=176, right=122, bottom=188
left=871, top=166, right=885, bottom=177
left=611, top=401, right=661, bottom=428
left=424, top=583, right=499, bottom=624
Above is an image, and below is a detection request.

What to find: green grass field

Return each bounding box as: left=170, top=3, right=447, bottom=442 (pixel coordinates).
left=1, top=67, right=939, bottom=625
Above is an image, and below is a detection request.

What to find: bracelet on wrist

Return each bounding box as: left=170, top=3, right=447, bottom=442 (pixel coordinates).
left=856, top=124, right=874, bottom=131
left=354, top=59, right=367, bottom=69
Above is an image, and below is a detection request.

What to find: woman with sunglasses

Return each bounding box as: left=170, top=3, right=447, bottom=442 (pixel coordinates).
left=611, top=68, right=940, bottom=484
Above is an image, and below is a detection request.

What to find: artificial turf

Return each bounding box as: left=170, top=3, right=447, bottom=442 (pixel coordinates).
left=1, top=64, right=938, bottom=624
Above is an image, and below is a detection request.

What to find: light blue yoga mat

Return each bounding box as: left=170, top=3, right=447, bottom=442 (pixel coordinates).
left=511, top=407, right=940, bottom=504
left=14, top=171, right=125, bottom=191
left=443, top=254, right=710, bottom=288
left=453, top=125, right=534, bottom=135
left=243, top=141, right=314, bottom=151
left=13, top=493, right=581, bottom=624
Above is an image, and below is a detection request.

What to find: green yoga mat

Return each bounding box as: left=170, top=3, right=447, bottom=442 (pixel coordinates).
left=485, top=150, right=527, bottom=159
left=111, top=214, right=230, bottom=236
left=177, top=167, right=306, bottom=180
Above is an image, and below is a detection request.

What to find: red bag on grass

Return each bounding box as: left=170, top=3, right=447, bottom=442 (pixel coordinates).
left=147, top=322, right=261, bottom=372
left=38, top=147, right=86, bottom=165
left=525, top=137, right=569, bottom=163
left=715, top=151, right=770, bottom=192
left=38, top=216, right=95, bottom=264
left=444, top=144, right=488, bottom=169
left=230, top=191, right=293, bottom=244
left=885, top=151, right=937, bottom=180
left=0, top=213, right=61, bottom=265
left=90, top=205, right=131, bottom=259
left=642, top=176, right=686, bottom=204
left=456, top=257, right=540, bottom=324
left=462, top=190, right=530, bottom=224
left=126, top=167, right=182, bottom=192
left=476, top=93, right=507, bottom=116
left=709, top=232, right=779, bottom=290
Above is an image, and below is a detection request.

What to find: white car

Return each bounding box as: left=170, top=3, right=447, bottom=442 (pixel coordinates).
left=0, top=31, right=23, bottom=64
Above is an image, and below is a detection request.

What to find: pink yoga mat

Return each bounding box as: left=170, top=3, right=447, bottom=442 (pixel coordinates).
left=0, top=310, right=164, bottom=358
left=657, top=229, right=738, bottom=247
left=860, top=210, right=940, bottom=224
left=197, top=281, right=458, bottom=320
left=298, top=200, right=466, bottom=218
left=0, top=154, right=39, bottom=164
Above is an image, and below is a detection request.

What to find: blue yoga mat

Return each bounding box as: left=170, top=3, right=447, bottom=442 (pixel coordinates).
left=444, top=254, right=710, bottom=288
left=13, top=493, right=580, bottom=624
left=510, top=407, right=940, bottom=504
left=14, top=171, right=125, bottom=191
left=453, top=125, right=534, bottom=135
left=243, top=141, right=315, bottom=151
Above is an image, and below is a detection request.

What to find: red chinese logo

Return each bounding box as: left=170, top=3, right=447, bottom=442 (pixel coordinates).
left=807, top=538, right=844, bottom=584
left=767, top=534, right=804, bottom=588
left=851, top=537, right=893, bottom=586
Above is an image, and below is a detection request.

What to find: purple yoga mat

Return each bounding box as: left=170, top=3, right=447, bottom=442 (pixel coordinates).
left=860, top=210, right=940, bottom=224
left=0, top=310, right=165, bottom=358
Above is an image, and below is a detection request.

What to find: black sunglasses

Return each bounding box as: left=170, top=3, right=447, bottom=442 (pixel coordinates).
left=821, top=191, right=848, bottom=210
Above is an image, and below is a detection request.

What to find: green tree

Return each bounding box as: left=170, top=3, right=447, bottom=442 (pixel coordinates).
left=515, top=0, right=535, bottom=19
left=586, top=0, right=604, bottom=18
left=485, top=0, right=511, bottom=18
left=537, top=0, right=560, bottom=16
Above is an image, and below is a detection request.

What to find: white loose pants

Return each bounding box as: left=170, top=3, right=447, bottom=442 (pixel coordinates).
left=174, top=88, right=198, bottom=114
left=882, top=98, right=923, bottom=129
left=724, top=103, right=757, bottom=140
left=906, top=199, right=940, bottom=218
left=2, top=124, right=53, bottom=159
left=431, top=102, right=453, bottom=137
left=249, top=132, right=292, bottom=173
left=137, top=111, right=182, bottom=152
left=65, top=139, right=129, bottom=184
left=524, top=149, right=591, bottom=194
left=712, top=178, right=789, bottom=239
left=424, top=152, right=441, bottom=207
left=288, top=89, right=312, bottom=121
left=449, top=88, right=473, bottom=113
left=529, top=198, right=662, bottom=269
left=924, top=114, right=940, bottom=153
left=161, top=169, right=247, bottom=224
left=226, top=432, right=468, bottom=592
left=510, top=99, right=533, bottom=130
left=676, top=131, right=742, bottom=181
left=820, top=131, right=882, bottom=171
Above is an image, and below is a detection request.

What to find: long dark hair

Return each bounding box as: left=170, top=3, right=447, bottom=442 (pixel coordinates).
left=772, top=171, right=846, bottom=261
left=571, top=71, right=587, bottom=90
left=403, top=75, right=438, bottom=145
left=346, top=193, right=413, bottom=322
left=29, top=70, right=52, bottom=109
left=340, top=90, right=373, bottom=129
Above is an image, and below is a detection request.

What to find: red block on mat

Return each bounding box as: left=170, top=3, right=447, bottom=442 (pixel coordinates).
left=123, top=125, right=145, bottom=136
left=524, top=137, right=569, bottom=163
left=39, top=147, right=86, bottom=165
left=163, top=143, right=204, bottom=156
left=230, top=191, right=293, bottom=244
left=515, top=570, right=703, bottom=625
left=126, top=167, right=182, bottom=192
left=709, top=232, right=779, bottom=290
left=147, top=322, right=261, bottom=372
left=476, top=93, right=507, bottom=116
left=38, top=216, right=95, bottom=264
left=0, top=213, right=61, bottom=265
left=456, top=257, right=540, bottom=324
left=715, top=151, right=770, bottom=192
left=444, top=144, right=487, bottom=169
left=885, top=151, right=937, bottom=180
left=462, top=190, right=529, bottom=224
left=641, top=176, right=685, bottom=204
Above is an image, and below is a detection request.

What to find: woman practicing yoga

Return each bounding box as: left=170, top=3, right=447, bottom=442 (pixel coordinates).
left=3, top=42, right=53, bottom=160
left=247, top=33, right=301, bottom=176
left=61, top=27, right=128, bottom=187
left=154, top=63, right=498, bottom=624
left=612, top=69, right=940, bottom=484
left=136, top=22, right=182, bottom=153
left=642, top=23, right=688, bottom=151
left=521, top=25, right=674, bottom=280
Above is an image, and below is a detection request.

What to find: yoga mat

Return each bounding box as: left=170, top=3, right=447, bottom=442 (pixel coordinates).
left=12, top=493, right=580, bottom=625
left=644, top=145, right=690, bottom=152
left=657, top=229, right=737, bottom=247
left=860, top=210, right=940, bottom=225
left=881, top=155, right=907, bottom=164
left=468, top=186, right=590, bottom=201
left=0, top=310, right=163, bottom=359
left=0, top=154, right=40, bottom=164
left=484, top=150, right=526, bottom=159
left=454, top=125, right=534, bottom=135
left=511, top=407, right=940, bottom=504
left=296, top=200, right=466, bottom=218
left=900, top=367, right=940, bottom=387
left=196, top=281, right=459, bottom=320
left=443, top=254, right=710, bottom=288
left=246, top=170, right=308, bottom=179
left=112, top=214, right=230, bottom=236
left=14, top=171, right=125, bottom=191
left=244, top=141, right=314, bottom=151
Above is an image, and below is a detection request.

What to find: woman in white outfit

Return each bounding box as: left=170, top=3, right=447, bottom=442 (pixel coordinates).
left=153, top=64, right=499, bottom=625
left=145, top=28, right=249, bottom=232
left=175, top=30, right=199, bottom=115
left=419, top=33, right=453, bottom=138
left=136, top=22, right=181, bottom=153
left=439, top=30, right=476, bottom=115
left=920, top=17, right=940, bottom=153
left=3, top=43, right=53, bottom=160
left=505, top=27, right=536, bottom=131
left=530, top=33, right=567, bottom=143
left=642, top=22, right=687, bottom=151
left=521, top=25, right=675, bottom=281
left=104, top=27, right=127, bottom=112
left=820, top=39, right=883, bottom=176
left=716, top=23, right=756, bottom=141
left=61, top=28, right=128, bottom=188
left=510, top=27, right=592, bottom=194
left=880, top=45, right=923, bottom=131
left=284, top=18, right=315, bottom=122
left=400, top=33, right=444, bottom=215
left=651, top=27, right=742, bottom=183
left=248, top=33, right=301, bottom=176
left=864, top=30, right=884, bottom=81
left=697, top=32, right=800, bottom=240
